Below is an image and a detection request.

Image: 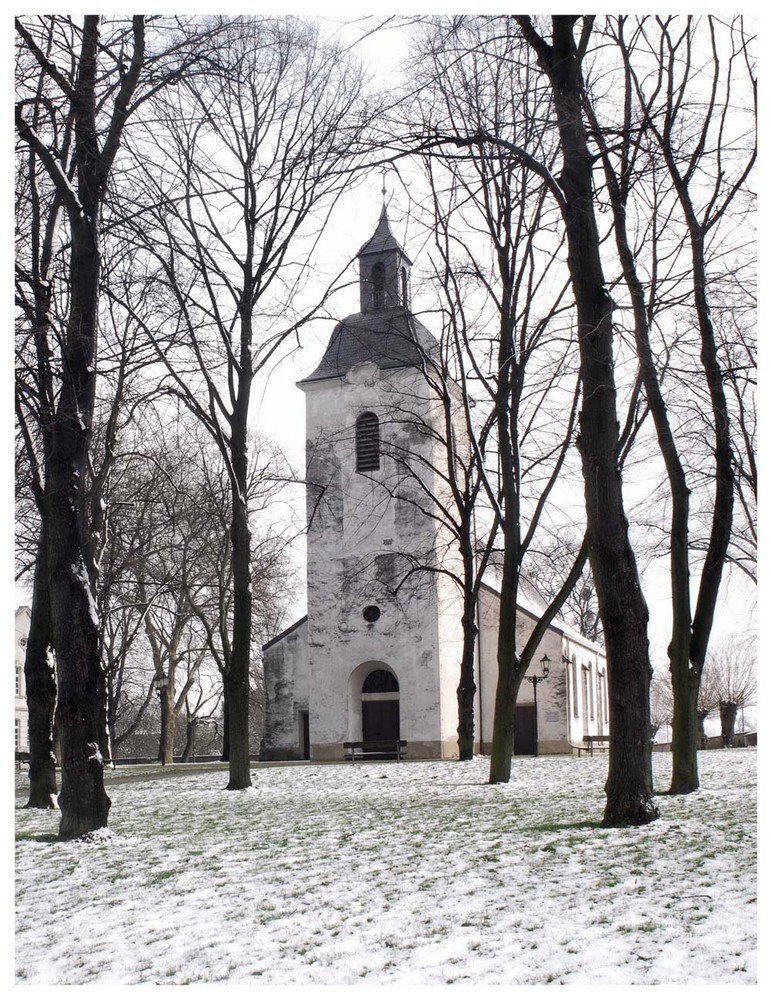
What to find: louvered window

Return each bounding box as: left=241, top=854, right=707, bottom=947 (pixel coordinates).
left=356, top=412, right=380, bottom=472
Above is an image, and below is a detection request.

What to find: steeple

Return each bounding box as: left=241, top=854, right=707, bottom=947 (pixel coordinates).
left=357, top=206, right=412, bottom=313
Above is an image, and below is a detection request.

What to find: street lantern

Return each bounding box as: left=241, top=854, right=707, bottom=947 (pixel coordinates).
left=527, top=653, right=552, bottom=756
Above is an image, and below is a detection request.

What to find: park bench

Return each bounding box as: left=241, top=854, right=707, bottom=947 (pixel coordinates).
left=15, top=751, right=30, bottom=769
left=343, top=740, right=407, bottom=762
left=581, top=734, right=610, bottom=755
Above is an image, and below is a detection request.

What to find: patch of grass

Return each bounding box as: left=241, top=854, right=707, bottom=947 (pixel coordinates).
left=16, top=832, right=57, bottom=844
left=146, top=869, right=176, bottom=884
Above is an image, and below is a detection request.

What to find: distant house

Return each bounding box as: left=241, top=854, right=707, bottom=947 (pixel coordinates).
left=261, top=210, right=608, bottom=762
left=15, top=606, right=31, bottom=752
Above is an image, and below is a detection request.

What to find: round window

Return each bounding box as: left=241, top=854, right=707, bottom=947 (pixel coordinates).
left=363, top=605, right=381, bottom=623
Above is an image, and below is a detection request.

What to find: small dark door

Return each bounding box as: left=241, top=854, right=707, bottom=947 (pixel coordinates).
left=299, top=711, right=310, bottom=760
left=362, top=700, right=400, bottom=742
left=513, top=703, right=537, bottom=755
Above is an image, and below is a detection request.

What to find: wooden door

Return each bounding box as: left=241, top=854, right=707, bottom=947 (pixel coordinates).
left=299, top=711, right=310, bottom=760
left=513, top=702, right=537, bottom=755
left=362, top=699, right=400, bottom=742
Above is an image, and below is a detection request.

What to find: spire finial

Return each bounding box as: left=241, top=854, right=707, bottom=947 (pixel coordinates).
left=381, top=166, right=388, bottom=211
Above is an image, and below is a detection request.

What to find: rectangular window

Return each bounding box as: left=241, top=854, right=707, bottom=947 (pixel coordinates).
left=589, top=663, right=595, bottom=722
left=582, top=665, right=590, bottom=734
left=571, top=658, right=579, bottom=718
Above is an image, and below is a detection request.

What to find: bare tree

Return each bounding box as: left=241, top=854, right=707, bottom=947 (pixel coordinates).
left=98, top=413, right=295, bottom=766
left=401, top=19, right=595, bottom=780
left=15, top=13, right=224, bottom=836
left=117, top=16, right=367, bottom=790
left=495, top=16, right=658, bottom=824
left=523, top=531, right=603, bottom=646
left=15, top=15, right=147, bottom=836
left=589, top=15, right=756, bottom=793
left=702, top=636, right=756, bottom=748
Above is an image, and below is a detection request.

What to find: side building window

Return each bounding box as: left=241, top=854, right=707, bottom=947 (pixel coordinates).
left=356, top=412, right=380, bottom=472
left=571, top=656, right=579, bottom=718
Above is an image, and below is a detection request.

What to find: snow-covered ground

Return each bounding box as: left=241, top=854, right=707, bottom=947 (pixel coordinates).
left=14, top=749, right=756, bottom=985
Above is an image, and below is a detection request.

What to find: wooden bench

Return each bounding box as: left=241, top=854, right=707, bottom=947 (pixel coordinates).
left=15, top=751, right=30, bottom=769
left=343, top=740, right=407, bottom=762
left=582, top=734, right=610, bottom=755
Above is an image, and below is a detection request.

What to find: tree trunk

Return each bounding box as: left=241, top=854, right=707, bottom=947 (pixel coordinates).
left=220, top=682, right=230, bottom=762
left=226, top=363, right=253, bottom=790
left=719, top=701, right=738, bottom=748
left=670, top=666, right=701, bottom=791
left=159, top=686, right=176, bottom=765
left=24, top=527, right=58, bottom=809
left=48, top=24, right=111, bottom=836
left=517, top=15, right=657, bottom=824
left=456, top=600, right=478, bottom=761
left=181, top=717, right=197, bottom=762
left=696, top=710, right=710, bottom=750
left=489, top=532, right=519, bottom=783
left=588, top=96, right=697, bottom=798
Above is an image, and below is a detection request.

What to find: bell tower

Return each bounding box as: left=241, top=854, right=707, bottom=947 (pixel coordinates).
left=357, top=206, right=412, bottom=313
left=297, top=208, right=465, bottom=761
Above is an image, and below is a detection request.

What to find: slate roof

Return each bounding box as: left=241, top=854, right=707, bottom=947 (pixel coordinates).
left=299, top=308, right=438, bottom=384
left=357, top=207, right=412, bottom=263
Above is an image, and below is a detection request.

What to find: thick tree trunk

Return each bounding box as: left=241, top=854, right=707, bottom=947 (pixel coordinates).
left=24, top=527, right=58, bottom=809
left=517, top=15, right=657, bottom=824
left=220, top=683, right=230, bottom=762
left=719, top=702, right=738, bottom=748
left=48, top=475, right=111, bottom=838
left=670, top=667, right=701, bottom=791
left=49, top=97, right=111, bottom=837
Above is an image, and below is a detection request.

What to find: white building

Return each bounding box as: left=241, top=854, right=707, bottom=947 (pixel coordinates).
left=262, top=210, right=608, bottom=761
left=15, top=606, right=31, bottom=752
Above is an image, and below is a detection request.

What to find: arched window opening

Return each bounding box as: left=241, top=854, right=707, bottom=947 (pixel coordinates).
left=363, top=668, right=399, bottom=693
left=371, top=261, right=385, bottom=308
left=356, top=412, right=380, bottom=472
left=401, top=266, right=409, bottom=306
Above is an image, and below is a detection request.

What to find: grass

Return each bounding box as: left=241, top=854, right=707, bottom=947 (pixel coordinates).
left=14, top=750, right=757, bottom=986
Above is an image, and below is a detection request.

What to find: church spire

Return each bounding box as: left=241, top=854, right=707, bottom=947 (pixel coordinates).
left=357, top=204, right=412, bottom=313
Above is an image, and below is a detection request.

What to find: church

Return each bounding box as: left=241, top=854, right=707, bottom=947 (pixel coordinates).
left=261, top=208, right=608, bottom=761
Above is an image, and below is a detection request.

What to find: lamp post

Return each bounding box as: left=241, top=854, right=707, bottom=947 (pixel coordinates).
left=154, top=674, right=169, bottom=765
left=527, top=654, right=551, bottom=756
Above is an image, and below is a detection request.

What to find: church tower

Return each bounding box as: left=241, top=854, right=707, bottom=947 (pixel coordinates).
left=297, top=208, right=465, bottom=760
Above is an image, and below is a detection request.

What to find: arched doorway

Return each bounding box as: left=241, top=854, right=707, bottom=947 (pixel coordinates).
left=361, top=667, right=400, bottom=742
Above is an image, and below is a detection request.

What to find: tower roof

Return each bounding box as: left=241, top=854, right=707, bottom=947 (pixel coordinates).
left=300, top=207, right=431, bottom=384
left=299, top=308, right=436, bottom=384
left=357, top=206, right=412, bottom=264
